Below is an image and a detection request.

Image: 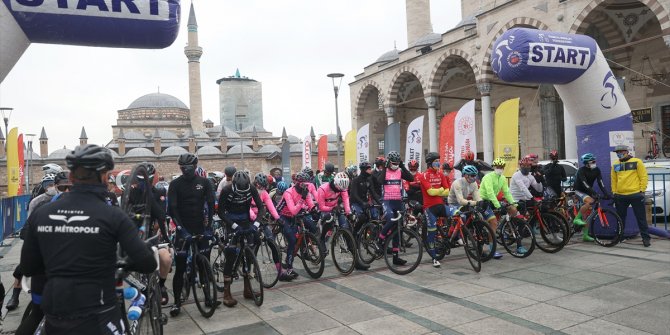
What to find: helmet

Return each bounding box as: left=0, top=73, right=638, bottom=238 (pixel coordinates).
left=519, top=157, right=532, bottom=168
left=294, top=172, right=310, bottom=183
left=65, top=144, right=114, bottom=172
left=462, top=151, right=475, bottom=161
left=254, top=172, right=268, bottom=188
left=42, top=163, right=63, bottom=175
left=302, top=166, right=314, bottom=177
left=41, top=173, right=56, bottom=184
left=492, top=158, right=506, bottom=167
left=55, top=172, right=71, bottom=185
left=528, top=153, right=539, bottom=160
left=333, top=172, right=350, bottom=191
left=549, top=150, right=559, bottom=160
left=195, top=166, right=207, bottom=178
left=232, top=171, right=251, bottom=194
left=224, top=166, right=237, bottom=177
left=462, top=165, right=478, bottom=176
left=386, top=151, right=401, bottom=163
left=324, top=163, right=335, bottom=173
left=267, top=174, right=274, bottom=185
left=425, top=152, right=440, bottom=164
left=442, top=162, right=452, bottom=171
left=408, top=159, right=419, bottom=171
left=374, top=156, right=386, bottom=167
left=210, top=171, right=224, bottom=180
left=178, top=153, right=198, bottom=166
left=345, top=165, right=358, bottom=178
left=277, top=181, right=290, bottom=194
left=581, top=153, right=596, bottom=165
left=359, top=161, right=372, bottom=171
left=140, top=162, right=156, bottom=176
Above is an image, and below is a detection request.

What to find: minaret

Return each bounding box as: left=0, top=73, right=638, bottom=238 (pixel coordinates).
left=79, top=127, right=88, bottom=146
left=405, top=0, right=432, bottom=47
left=184, top=1, right=204, bottom=132
left=39, top=127, right=48, bottom=158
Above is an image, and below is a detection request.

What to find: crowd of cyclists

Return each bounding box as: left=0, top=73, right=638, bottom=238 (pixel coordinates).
left=8, top=141, right=651, bottom=334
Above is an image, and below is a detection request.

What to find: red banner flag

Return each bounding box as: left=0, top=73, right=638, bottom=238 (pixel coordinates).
left=17, top=134, right=25, bottom=195
left=317, top=135, right=328, bottom=171
left=439, top=112, right=457, bottom=180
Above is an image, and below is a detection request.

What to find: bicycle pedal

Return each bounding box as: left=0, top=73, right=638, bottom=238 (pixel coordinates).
left=160, top=314, right=169, bottom=325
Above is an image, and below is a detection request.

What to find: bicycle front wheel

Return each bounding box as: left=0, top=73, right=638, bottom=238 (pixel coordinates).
left=531, top=213, right=567, bottom=253
left=356, top=222, right=381, bottom=264
left=331, top=228, right=357, bottom=276
left=241, top=246, right=264, bottom=306
left=191, top=254, right=218, bottom=318
left=300, top=232, right=325, bottom=279
left=461, top=227, right=482, bottom=273
left=141, top=274, right=165, bottom=335
left=589, top=207, right=624, bottom=247
left=210, top=246, right=226, bottom=293
left=468, top=220, right=496, bottom=263
left=500, top=218, right=535, bottom=258
left=255, top=239, right=280, bottom=288
left=383, top=228, right=423, bottom=275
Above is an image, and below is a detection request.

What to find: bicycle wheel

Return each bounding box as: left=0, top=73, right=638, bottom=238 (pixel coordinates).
left=191, top=254, right=217, bottom=318
left=254, top=238, right=280, bottom=289
left=241, top=246, right=263, bottom=306
left=500, top=218, right=535, bottom=258
left=141, top=274, right=165, bottom=335
left=181, top=270, right=191, bottom=302
left=331, top=228, right=357, bottom=275
left=461, top=227, right=482, bottom=273
left=210, top=246, right=226, bottom=292
left=663, top=137, right=670, bottom=158
left=589, top=207, right=624, bottom=247
left=273, top=224, right=287, bottom=253
left=120, top=164, right=152, bottom=236
left=433, top=225, right=449, bottom=261
left=531, top=213, right=567, bottom=253
left=383, top=228, right=423, bottom=275
left=356, top=222, right=381, bottom=264
left=468, top=220, right=496, bottom=263
left=300, top=232, right=325, bottom=279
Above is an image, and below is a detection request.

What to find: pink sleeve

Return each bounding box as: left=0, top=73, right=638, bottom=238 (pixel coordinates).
left=305, top=192, right=315, bottom=210
left=317, top=186, right=333, bottom=212
left=249, top=198, right=258, bottom=221
left=342, top=190, right=351, bottom=215
left=309, top=183, right=319, bottom=201
left=284, top=190, right=301, bottom=216
left=262, top=191, right=280, bottom=220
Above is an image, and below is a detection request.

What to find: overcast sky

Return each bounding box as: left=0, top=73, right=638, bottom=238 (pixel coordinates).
left=0, top=0, right=462, bottom=152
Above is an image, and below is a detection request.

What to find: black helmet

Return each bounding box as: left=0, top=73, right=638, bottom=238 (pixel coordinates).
left=54, top=171, right=70, bottom=185
left=232, top=171, right=251, bottom=194
left=178, top=153, right=198, bottom=166
left=65, top=144, right=114, bottom=172
left=140, top=162, right=156, bottom=176
left=224, top=166, right=237, bottom=177
left=302, top=166, right=314, bottom=177
left=324, top=163, right=335, bottom=173
left=387, top=151, right=401, bottom=163
left=294, top=172, right=310, bottom=183
left=359, top=161, right=372, bottom=171
left=254, top=172, right=268, bottom=188
left=374, top=156, right=386, bottom=167
left=425, top=152, right=440, bottom=164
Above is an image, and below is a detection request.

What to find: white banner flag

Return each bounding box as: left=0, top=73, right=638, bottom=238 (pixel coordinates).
left=356, top=123, right=370, bottom=165
left=454, top=100, right=477, bottom=179
left=302, top=135, right=312, bottom=169
left=405, top=115, right=424, bottom=170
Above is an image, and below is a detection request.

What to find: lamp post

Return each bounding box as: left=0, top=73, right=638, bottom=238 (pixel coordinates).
left=327, top=73, right=344, bottom=169
left=25, top=133, right=35, bottom=195
left=0, top=107, right=13, bottom=139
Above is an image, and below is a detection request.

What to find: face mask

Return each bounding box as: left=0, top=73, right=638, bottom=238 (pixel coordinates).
left=465, top=175, right=475, bottom=183
left=431, top=161, right=440, bottom=169
left=520, top=168, right=530, bottom=175
left=616, top=152, right=626, bottom=159
left=180, top=165, right=196, bottom=178
left=494, top=168, right=504, bottom=175
left=589, top=164, right=597, bottom=169
left=389, top=163, right=399, bottom=170
left=410, top=170, right=417, bottom=176
left=45, top=186, right=57, bottom=196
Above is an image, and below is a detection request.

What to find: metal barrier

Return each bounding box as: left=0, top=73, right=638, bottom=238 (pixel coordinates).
left=1, top=195, right=31, bottom=242
left=647, top=172, right=670, bottom=230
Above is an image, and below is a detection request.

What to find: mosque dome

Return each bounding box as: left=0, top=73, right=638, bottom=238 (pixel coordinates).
left=160, top=146, right=188, bottom=157
left=258, top=144, right=281, bottom=154
left=125, top=148, right=156, bottom=158
left=48, top=147, right=72, bottom=160
left=196, top=146, right=223, bottom=156
left=127, top=93, right=189, bottom=110
left=411, top=32, right=441, bottom=48
left=376, top=49, right=399, bottom=64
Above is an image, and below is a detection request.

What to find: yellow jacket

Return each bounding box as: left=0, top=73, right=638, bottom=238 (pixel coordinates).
left=611, top=157, right=647, bottom=195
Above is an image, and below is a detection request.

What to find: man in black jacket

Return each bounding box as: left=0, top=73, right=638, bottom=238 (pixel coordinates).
left=21, top=144, right=156, bottom=335
left=543, top=150, right=566, bottom=197
left=350, top=161, right=381, bottom=225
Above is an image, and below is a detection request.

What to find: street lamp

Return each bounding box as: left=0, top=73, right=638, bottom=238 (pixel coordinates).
left=327, top=73, right=344, bottom=170
left=0, top=107, right=13, bottom=139
left=25, top=133, right=36, bottom=195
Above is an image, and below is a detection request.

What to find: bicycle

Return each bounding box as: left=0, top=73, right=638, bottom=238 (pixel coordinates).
left=278, top=212, right=325, bottom=279
left=179, top=234, right=218, bottom=318
left=120, top=164, right=153, bottom=240
left=642, top=129, right=670, bottom=159
left=320, top=208, right=358, bottom=276
left=523, top=199, right=568, bottom=253
left=254, top=218, right=281, bottom=289
left=494, top=202, right=536, bottom=258
left=433, top=205, right=482, bottom=272
left=584, top=195, right=624, bottom=247
left=357, top=208, right=423, bottom=275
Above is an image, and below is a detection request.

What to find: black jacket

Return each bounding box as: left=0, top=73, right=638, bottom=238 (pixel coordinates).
left=167, top=175, right=215, bottom=233
left=349, top=172, right=381, bottom=206
left=543, top=162, right=567, bottom=195
left=217, top=184, right=265, bottom=226
left=21, top=184, right=156, bottom=318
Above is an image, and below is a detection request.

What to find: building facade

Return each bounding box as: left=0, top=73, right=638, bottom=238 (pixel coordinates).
left=217, top=70, right=264, bottom=132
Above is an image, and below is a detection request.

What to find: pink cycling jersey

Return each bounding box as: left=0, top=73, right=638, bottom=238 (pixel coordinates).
left=250, top=189, right=279, bottom=221
left=382, top=168, right=403, bottom=200
left=307, top=182, right=319, bottom=201
left=279, top=187, right=315, bottom=217
left=317, top=183, right=351, bottom=215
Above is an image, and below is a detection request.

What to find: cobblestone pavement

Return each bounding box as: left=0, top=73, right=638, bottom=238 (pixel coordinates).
left=1, top=234, right=669, bottom=334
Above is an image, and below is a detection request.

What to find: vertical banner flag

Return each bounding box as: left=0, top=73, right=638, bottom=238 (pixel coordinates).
left=494, top=98, right=520, bottom=177
left=384, top=122, right=401, bottom=156
left=356, top=124, right=370, bottom=165
left=317, top=135, right=328, bottom=171
left=439, top=112, right=457, bottom=176
left=281, top=141, right=291, bottom=182
left=454, top=100, right=477, bottom=179
left=344, top=129, right=357, bottom=168
left=7, top=128, right=20, bottom=196
left=405, top=116, right=424, bottom=170
left=17, top=134, right=25, bottom=195
left=302, top=135, right=312, bottom=169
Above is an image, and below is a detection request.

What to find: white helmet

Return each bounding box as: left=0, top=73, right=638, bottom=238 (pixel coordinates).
left=333, top=172, right=350, bottom=191
left=41, top=173, right=56, bottom=184
left=42, top=163, right=63, bottom=175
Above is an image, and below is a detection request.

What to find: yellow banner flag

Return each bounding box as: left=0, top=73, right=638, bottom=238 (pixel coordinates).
left=494, top=98, right=520, bottom=177
left=344, top=129, right=357, bottom=168
left=7, top=127, right=20, bottom=196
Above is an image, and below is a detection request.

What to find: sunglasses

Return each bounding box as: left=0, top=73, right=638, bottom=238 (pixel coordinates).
left=57, top=185, right=71, bottom=192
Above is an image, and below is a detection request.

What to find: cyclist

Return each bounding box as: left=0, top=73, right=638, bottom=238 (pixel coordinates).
left=27, top=174, right=57, bottom=217
left=218, top=171, right=265, bottom=307
left=525, top=153, right=545, bottom=197
left=418, top=152, right=451, bottom=267
left=317, top=172, right=353, bottom=247
left=510, top=158, right=543, bottom=213
left=317, top=163, right=336, bottom=187
left=611, top=145, right=650, bottom=247
left=403, top=159, right=423, bottom=206
left=350, top=161, right=382, bottom=225
left=302, top=166, right=320, bottom=200
left=30, top=163, right=63, bottom=199
left=250, top=173, right=280, bottom=240
left=572, top=153, right=613, bottom=242
left=442, top=162, right=454, bottom=182
left=543, top=150, right=566, bottom=197
left=345, top=164, right=358, bottom=181
left=216, top=165, right=237, bottom=198
left=454, top=150, right=492, bottom=180
left=271, top=180, right=290, bottom=205
left=376, top=151, right=414, bottom=265
left=21, top=144, right=156, bottom=334
left=168, top=153, right=215, bottom=317
left=277, top=172, right=318, bottom=281
left=479, top=158, right=522, bottom=255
